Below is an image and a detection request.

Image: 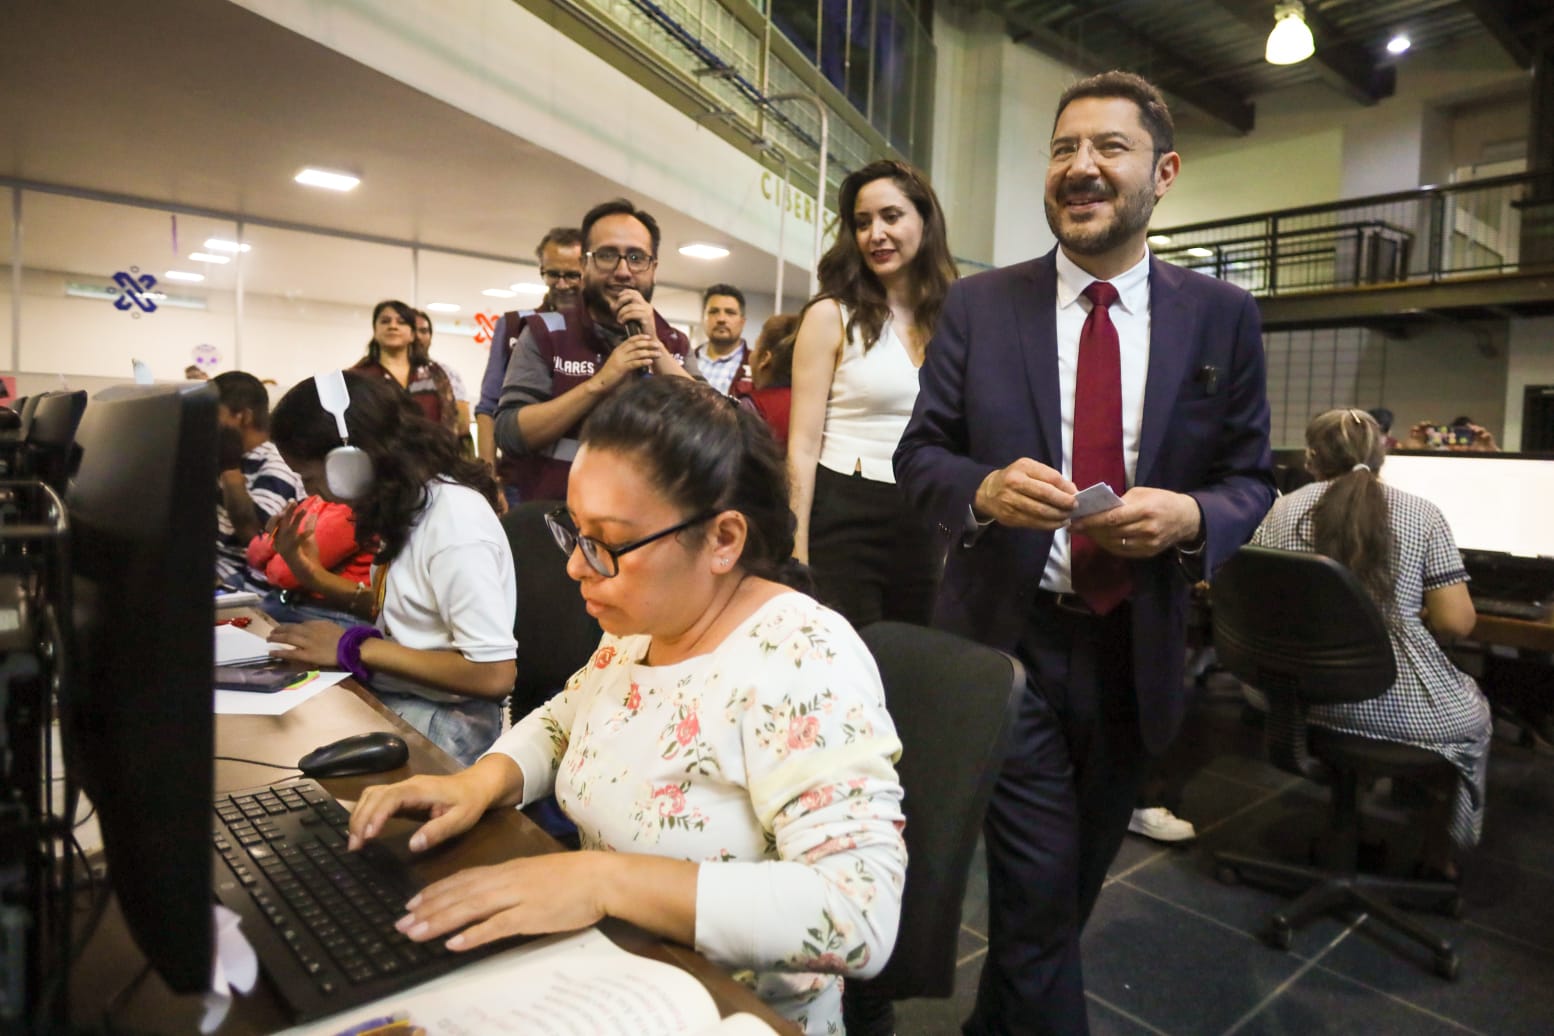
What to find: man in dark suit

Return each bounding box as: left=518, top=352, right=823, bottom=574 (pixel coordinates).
left=895, top=71, right=1274, bottom=1035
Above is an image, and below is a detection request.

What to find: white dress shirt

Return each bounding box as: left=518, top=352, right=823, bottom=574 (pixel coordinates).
left=1041, top=248, right=1153, bottom=593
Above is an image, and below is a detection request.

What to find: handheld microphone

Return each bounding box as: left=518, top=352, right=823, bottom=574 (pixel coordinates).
left=624, top=319, right=645, bottom=337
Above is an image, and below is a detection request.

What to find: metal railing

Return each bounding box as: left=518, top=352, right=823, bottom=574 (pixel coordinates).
left=1148, top=171, right=1554, bottom=295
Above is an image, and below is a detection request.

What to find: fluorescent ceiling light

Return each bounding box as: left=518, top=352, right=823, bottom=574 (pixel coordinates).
left=1185, top=247, right=1215, bottom=258
left=1265, top=1, right=1315, bottom=65
left=1387, top=35, right=1411, bottom=55
left=1147, top=234, right=1173, bottom=246
left=679, top=243, right=730, bottom=260
left=294, top=167, right=361, bottom=191
left=189, top=252, right=230, bottom=264
left=481, top=288, right=517, bottom=298
left=202, top=238, right=251, bottom=253
left=424, top=302, right=460, bottom=313
left=511, top=282, right=546, bottom=295
left=434, top=322, right=476, bottom=339
left=164, top=270, right=205, bottom=282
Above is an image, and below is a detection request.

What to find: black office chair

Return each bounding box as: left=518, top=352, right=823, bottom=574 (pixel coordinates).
left=848, top=621, right=1024, bottom=1000
left=500, top=500, right=601, bottom=727
left=1211, top=545, right=1462, bottom=979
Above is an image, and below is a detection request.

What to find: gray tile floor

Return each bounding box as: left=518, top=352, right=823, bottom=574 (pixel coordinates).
left=894, top=679, right=1554, bottom=1036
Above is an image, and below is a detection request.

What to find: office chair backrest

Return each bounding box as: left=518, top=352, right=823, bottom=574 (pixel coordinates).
left=1212, top=545, right=1396, bottom=778
left=500, top=500, right=602, bottom=725
left=855, top=621, right=1024, bottom=999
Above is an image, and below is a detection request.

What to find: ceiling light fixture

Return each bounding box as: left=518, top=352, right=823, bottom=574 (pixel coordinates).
left=481, top=288, right=517, bottom=298
left=1266, top=1, right=1315, bottom=65
left=294, top=167, right=361, bottom=192
left=1387, top=35, right=1411, bottom=55
left=1185, top=247, right=1216, bottom=258
left=202, top=238, right=251, bottom=254
left=424, top=302, right=460, bottom=313
left=679, top=243, right=730, bottom=260
left=189, top=252, right=230, bottom=264
left=164, top=270, right=205, bottom=283
left=510, top=282, right=547, bottom=295
left=1147, top=234, right=1173, bottom=246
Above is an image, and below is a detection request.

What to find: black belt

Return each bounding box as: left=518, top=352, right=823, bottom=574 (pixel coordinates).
left=1034, top=589, right=1098, bottom=616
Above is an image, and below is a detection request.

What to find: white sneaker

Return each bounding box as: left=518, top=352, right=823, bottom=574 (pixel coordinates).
left=1128, top=806, right=1196, bottom=843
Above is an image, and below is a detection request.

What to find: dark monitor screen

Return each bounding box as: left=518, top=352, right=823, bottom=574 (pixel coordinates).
left=61, top=382, right=217, bottom=993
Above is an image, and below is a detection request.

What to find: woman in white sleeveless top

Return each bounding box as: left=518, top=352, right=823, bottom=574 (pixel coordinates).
left=787, top=160, right=958, bottom=637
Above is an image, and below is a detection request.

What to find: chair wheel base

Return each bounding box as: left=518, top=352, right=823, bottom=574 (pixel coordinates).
left=1265, top=920, right=1294, bottom=950
left=1434, top=951, right=1460, bottom=980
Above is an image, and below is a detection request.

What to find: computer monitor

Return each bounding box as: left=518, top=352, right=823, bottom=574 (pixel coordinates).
left=59, top=382, right=218, bottom=993
left=1380, top=452, right=1554, bottom=559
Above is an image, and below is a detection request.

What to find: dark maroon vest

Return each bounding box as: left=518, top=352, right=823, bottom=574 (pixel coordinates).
left=511, top=305, right=691, bottom=502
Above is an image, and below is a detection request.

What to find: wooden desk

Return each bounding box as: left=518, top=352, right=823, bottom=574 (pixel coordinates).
left=72, top=679, right=795, bottom=1034
left=1471, top=612, right=1554, bottom=654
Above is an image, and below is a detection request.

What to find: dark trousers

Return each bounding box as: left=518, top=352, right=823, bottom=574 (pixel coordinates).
left=808, top=464, right=939, bottom=628
left=965, top=596, right=1151, bottom=1036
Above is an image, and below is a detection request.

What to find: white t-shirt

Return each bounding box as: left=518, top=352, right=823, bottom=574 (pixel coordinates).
left=373, top=480, right=517, bottom=701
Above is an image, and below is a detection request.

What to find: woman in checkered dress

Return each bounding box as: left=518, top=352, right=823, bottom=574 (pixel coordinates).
left=1252, top=408, right=1491, bottom=878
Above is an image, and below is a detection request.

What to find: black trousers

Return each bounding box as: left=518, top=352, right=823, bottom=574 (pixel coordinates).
left=965, top=595, right=1151, bottom=1036
left=808, top=463, right=939, bottom=628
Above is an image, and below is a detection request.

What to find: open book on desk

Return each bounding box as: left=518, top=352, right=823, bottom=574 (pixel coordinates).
left=282, top=928, right=782, bottom=1036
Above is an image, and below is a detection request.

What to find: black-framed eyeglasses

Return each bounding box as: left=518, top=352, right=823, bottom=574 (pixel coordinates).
left=545, top=507, right=717, bottom=577
left=586, top=248, right=656, bottom=273
left=542, top=268, right=583, bottom=282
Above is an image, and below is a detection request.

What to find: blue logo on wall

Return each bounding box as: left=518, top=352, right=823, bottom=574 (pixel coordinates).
left=109, top=267, right=158, bottom=315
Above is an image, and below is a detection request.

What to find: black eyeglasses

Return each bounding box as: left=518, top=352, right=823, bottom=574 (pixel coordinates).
left=586, top=248, right=656, bottom=273
left=545, top=507, right=716, bottom=577
left=542, top=268, right=583, bottom=282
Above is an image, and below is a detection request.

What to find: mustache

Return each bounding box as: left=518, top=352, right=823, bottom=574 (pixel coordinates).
left=1060, top=179, right=1114, bottom=202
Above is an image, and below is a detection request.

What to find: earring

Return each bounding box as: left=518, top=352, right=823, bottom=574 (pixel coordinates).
left=716, top=556, right=731, bottom=569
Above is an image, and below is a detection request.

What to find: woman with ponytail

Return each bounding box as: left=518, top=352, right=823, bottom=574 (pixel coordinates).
left=346, top=378, right=906, bottom=1036
left=1252, top=408, right=1491, bottom=880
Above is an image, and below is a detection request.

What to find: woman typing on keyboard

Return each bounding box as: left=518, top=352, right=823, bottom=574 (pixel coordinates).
left=1252, top=408, right=1492, bottom=882
left=348, top=378, right=906, bottom=1036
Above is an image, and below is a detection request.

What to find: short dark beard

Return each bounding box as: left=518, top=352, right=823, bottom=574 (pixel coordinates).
left=1044, top=175, right=1157, bottom=257
left=583, top=279, right=655, bottom=329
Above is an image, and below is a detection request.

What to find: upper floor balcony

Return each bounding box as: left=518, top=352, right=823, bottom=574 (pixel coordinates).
left=1147, top=171, right=1554, bottom=331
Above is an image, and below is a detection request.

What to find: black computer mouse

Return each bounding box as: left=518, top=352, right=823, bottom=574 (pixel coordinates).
left=297, top=731, right=410, bottom=778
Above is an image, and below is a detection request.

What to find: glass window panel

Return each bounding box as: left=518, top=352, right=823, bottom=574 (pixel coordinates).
left=17, top=191, right=238, bottom=389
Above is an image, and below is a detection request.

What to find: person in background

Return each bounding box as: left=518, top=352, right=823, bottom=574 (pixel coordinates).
left=415, top=308, right=473, bottom=453
left=693, top=283, right=750, bottom=395
left=493, top=199, right=697, bottom=503
left=347, top=377, right=905, bottom=1036
left=738, top=313, right=799, bottom=448
left=787, top=159, right=958, bottom=634
left=1253, top=408, right=1490, bottom=881
left=476, top=227, right=585, bottom=507
left=185, top=364, right=210, bottom=381
left=266, top=371, right=516, bottom=766
left=353, top=299, right=463, bottom=444
left=1367, top=406, right=1401, bottom=450
left=247, top=494, right=374, bottom=627
left=895, top=71, right=1275, bottom=1034
left=213, top=370, right=304, bottom=591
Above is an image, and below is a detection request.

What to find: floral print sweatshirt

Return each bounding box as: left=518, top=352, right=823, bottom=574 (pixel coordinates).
left=490, top=591, right=907, bottom=1035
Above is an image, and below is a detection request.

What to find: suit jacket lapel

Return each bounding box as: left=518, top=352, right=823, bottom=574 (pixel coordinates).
left=1014, top=253, right=1062, bottom=466
left=1137, top=256, right=1198, bottom=486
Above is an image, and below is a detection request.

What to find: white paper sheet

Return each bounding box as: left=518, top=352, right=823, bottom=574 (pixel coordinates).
left=214, top=671, right=349, bottom=716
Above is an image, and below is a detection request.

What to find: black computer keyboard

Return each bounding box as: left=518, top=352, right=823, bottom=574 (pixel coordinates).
left=1470, top=596, right=1552, bottom=621
left=212, top=778, right=516, bottom=1022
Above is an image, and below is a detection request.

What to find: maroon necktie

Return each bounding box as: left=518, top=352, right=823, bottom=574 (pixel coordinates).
left=1070, top=281, right=1132, bottom=615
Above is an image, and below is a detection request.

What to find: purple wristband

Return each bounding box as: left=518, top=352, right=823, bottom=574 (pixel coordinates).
left=336, top=625, right=384, bottom=685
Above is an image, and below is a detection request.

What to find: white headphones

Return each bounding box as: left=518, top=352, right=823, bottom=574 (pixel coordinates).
left=313, top=370, right=374, bottom=500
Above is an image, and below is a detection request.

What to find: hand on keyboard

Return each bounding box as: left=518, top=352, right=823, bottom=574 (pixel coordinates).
left=397, top=853, right=612, bottom=952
